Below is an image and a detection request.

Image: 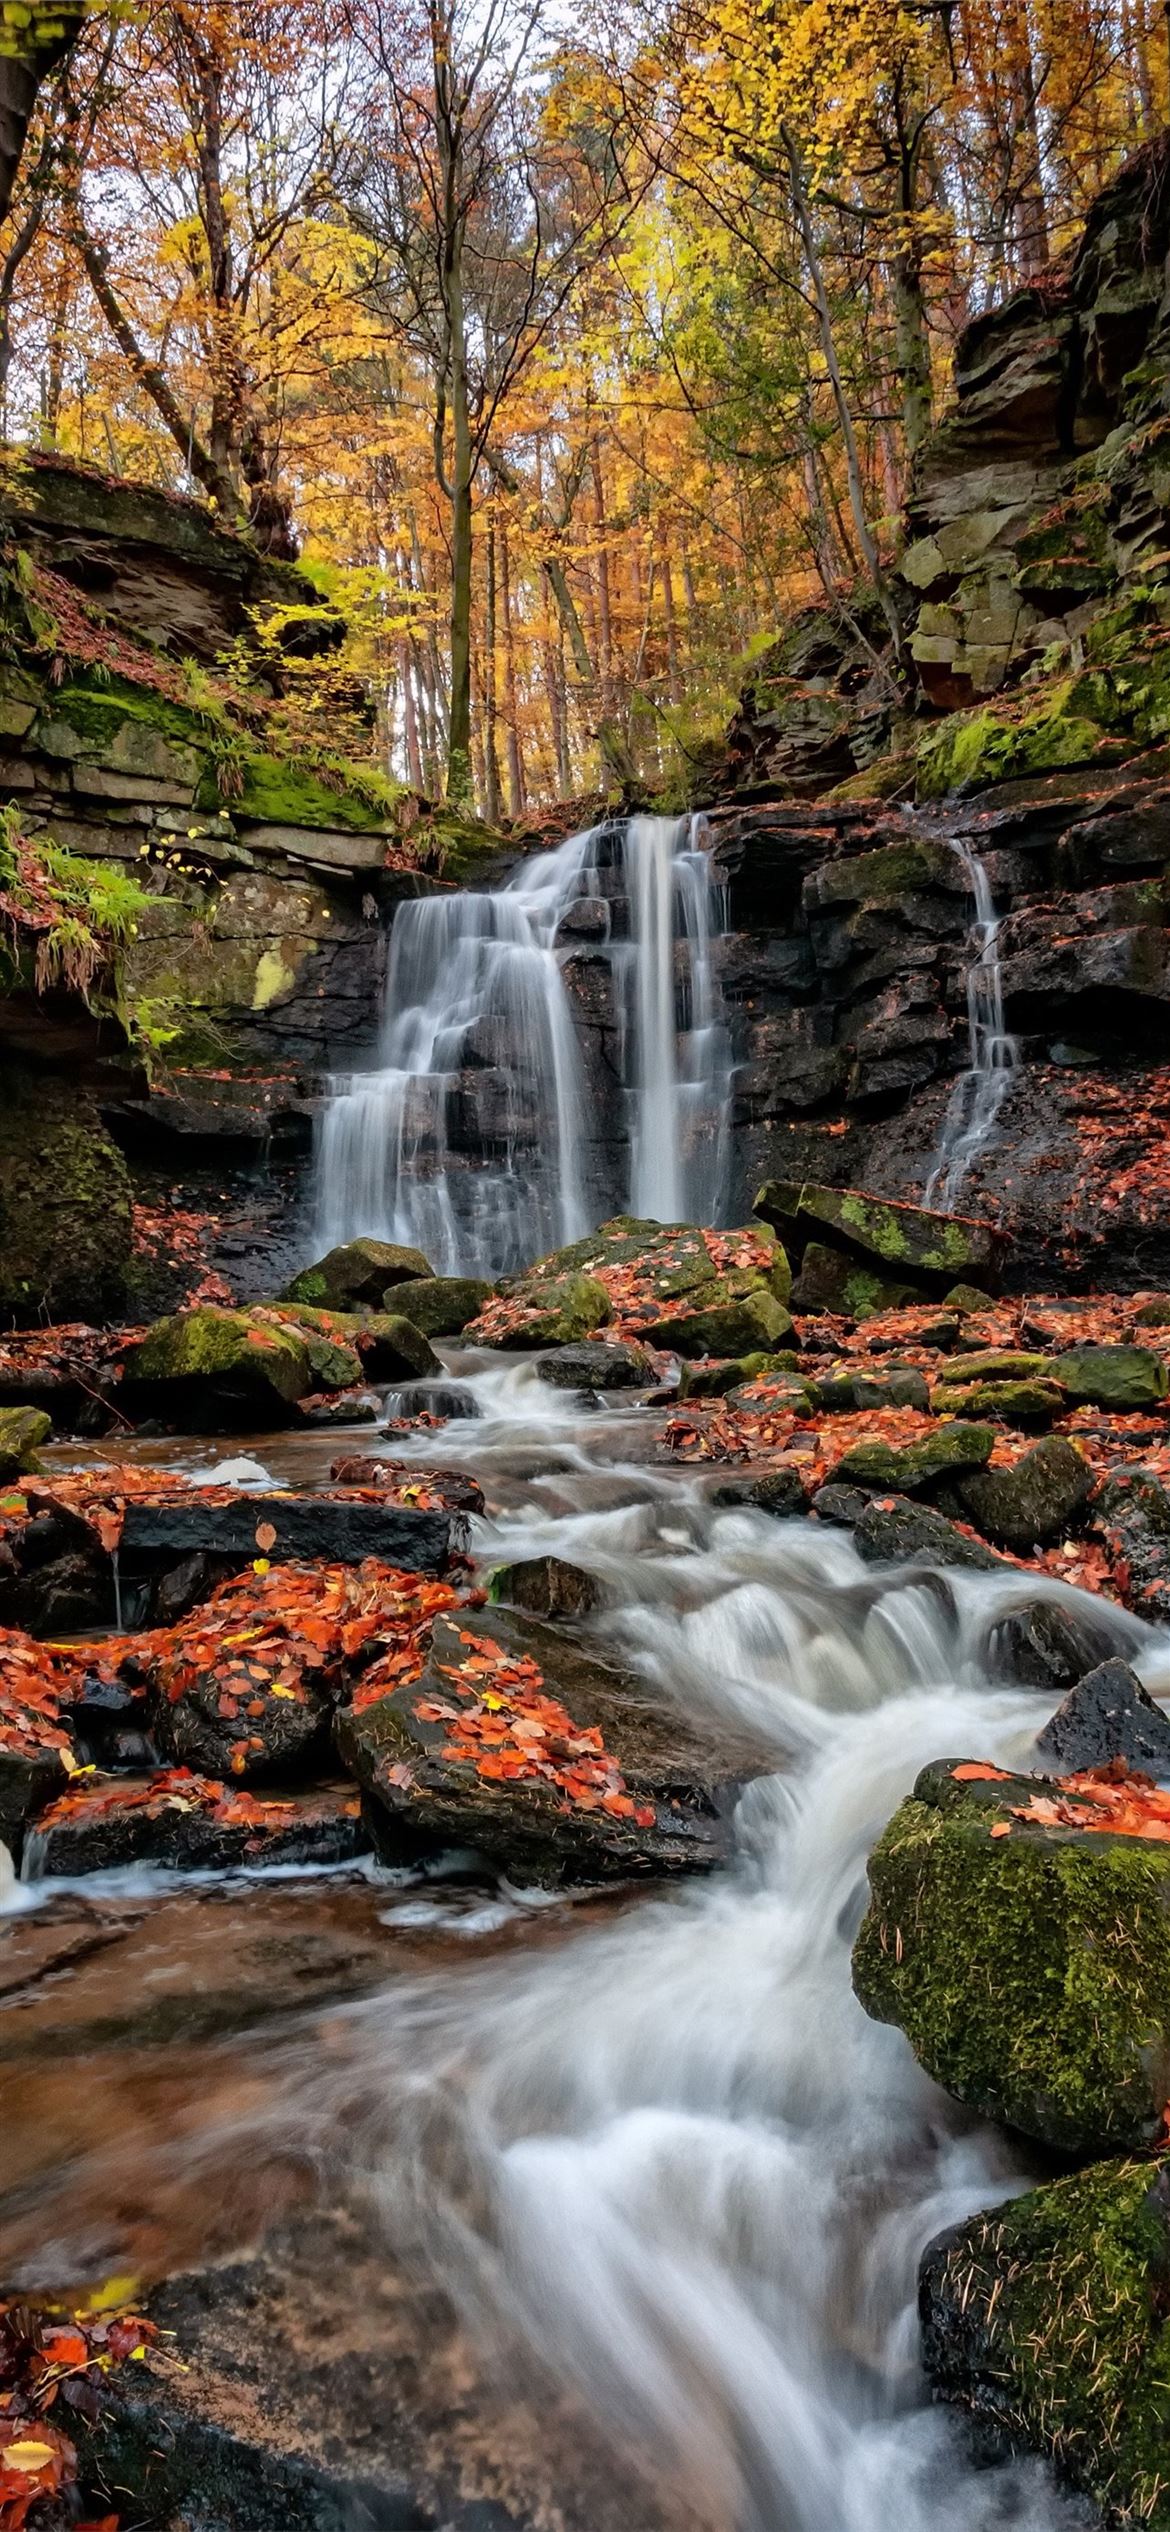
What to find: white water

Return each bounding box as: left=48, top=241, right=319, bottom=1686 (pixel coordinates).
left=925, top=839, right=1019, bottom=1210
left=315, top=814, right=732, bottom=1276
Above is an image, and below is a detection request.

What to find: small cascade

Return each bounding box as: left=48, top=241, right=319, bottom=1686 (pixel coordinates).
left=925, top=838, right=1019, bottom=1210
left=315, top=814, right=732, bottom=1277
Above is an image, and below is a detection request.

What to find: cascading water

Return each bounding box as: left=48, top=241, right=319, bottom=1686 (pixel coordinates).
left=925, top=838, right=1019, bottom=1210
left=314, top=813, right=732, bottom=1277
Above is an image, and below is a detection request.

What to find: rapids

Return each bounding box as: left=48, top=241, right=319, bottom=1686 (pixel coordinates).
left=15, top=1356, right=1151, bottom=2528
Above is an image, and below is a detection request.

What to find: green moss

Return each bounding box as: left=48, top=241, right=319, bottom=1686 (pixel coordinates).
left=854, top=1761, right=1170, bottom=2153
left=0, top=1405, right=50, bottom=1474
left=126, top=1307, right=311, bottom=1403
left=217, top=751, right=387, bottom=831
left=916, top=684, right=1124, bottom=800
left=834, top=1421, right=995, bottom=1491
left=42, top=676, right=217, bottom=756
left=1055, top=1343, right=1169, bottom=1407
left=930, top=1377, right=1064, bottom=1422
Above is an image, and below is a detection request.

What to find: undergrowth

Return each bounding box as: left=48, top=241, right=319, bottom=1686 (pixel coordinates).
left=0, top=802, right=152, bottom=1002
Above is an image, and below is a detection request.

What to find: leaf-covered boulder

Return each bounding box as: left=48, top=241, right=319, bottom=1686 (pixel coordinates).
left=280, top=1238, right=432, bottom=1310
left=853, top=1755, right=1170, bottom=2154
left=833, top=1420, right=995, bottom=1494
left=920, top=2161, right=1170, bottom=2532
left=337, top=1606, right=768, bottom=1886
left=642, top=1279, right=794, bottom=1359
left=1095, top=1468, right=1170, bottom=1622
left=23, top=1772, right=367, bottom=1878
left=535, top=1339, right=658, bottom=1390
left=478, top=1270, right=613, bottom=1349
left=754, top=1179, right=1005, bottom=1290
left=120, top=1307, right=313, bottom=1430
left=955, top=1435, right=1093, bottom=1549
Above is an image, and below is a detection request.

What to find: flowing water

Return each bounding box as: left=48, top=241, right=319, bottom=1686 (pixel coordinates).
left=925, top=839, right=1019, bottom=1210
left=19, top=1357, right=1159, bottom=2527
left=315, top=813, right=732, bottom=1275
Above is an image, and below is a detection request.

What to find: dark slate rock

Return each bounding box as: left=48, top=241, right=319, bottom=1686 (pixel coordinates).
left=712, top=1468, right=809, bottom=1519
left=986, top=1598, right=1131, bottom=1692
left=955, top=1437, right=1093, bottom=1550
left=1036, top=1658, right=1170, bottom=1776
left=534, top=1340, right=655, bottom=1390
left=1094, top=1468, right=1170, bottom=1621
left=118, top=1492, right=452, bottom=1576
left=23, top=1778, right=369, bottom=1880
left=489, top=1556, right=604, bottom=1618
left=814, top=1488, right=1006, bottom=1569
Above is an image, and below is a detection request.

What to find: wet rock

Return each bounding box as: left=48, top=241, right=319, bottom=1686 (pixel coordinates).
left=337, top=1607, right=767, bottom=1887
left=1134, top=1295, right=1170, bottom=1326
left=121, top=1308, right=313, bottom=1431
left=23, top=1774, right=368, bottom=1879
left=1095, top=1468, right=1170, bottom=1621
left=385, top=1274, right=493, bottom=1336
left=297, top=1390, right=380, bottom=1428
left=955, top=1436, right=1093, bottom=1550
left=328, top=1456, right=484, bottom=1515
left=348, top=1313, right=442, bottom=1382
left=383, top=1379, right=478, bottom=1421
left=754, top=1179, right=1005, bottom=1290
left=117, top=1490, right=453, bottom=1577
left=919, top=2161, right=1170, bottom=2532
left=264, top=1301, right=441, bottom=1385
left=938, top=1349, right=1053, bottom=1381
left=1037, top=1657, right=1170, bottom=1775
left=790, top=1241, right=919, bottom=1318
left=713, top=1467, right=809, bottom=1519
left=828, top=1491, right=1007, bottom=1570
left=853, top=1756, right=1170, bottom=2153
left=1054, top=1342, right=1169, bottom=1408
left=678, top=1350, right=791, bottom=1399
left=280, top=1238, right=432, bottom=1309
left=930, top=1376, right=1065, bottom=1424
left=0, top=1407, right=50, bottom=1479
left=535, top=1340, right=656, bottom=1390
left=491, top=1270, right=613, bottom=1349
left=942, top=1283, right=994, bottom=1312
left=812, top=1367, right=930, bottom=1412
left=489, top=1556, right=604, bottom=1619
left=987, top=1598, right=1130, bottom=1692
left=833, top=1421, right=995, bottom=1495
left=642, top=1281, right=793, bottom=1358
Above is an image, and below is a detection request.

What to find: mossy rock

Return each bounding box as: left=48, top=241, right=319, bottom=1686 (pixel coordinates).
left=122, top=1307, right=313, bottom=1430
left=916, top=682, right=1128, bottom=801
left=930, top=1378, right=1065, bottom=1424
left=812, top=1366, right=930, bottom=1412
left=0, top=1068, right=133, bottom=1327
left=790, top=1241, right=921, bottom=1319
left=385, top=1275, right=493, bottom=1337
left=832, top=1421, right=995, bottom=1494
left=0, top=1405, right=50, bottom=1477
left=920, top=2160, right=1170, bottom=2532
left=942, top=1350, right=1053, bottom=1381
left=490, top=1271, right=613, bottom=1350
left=854, top=1757, right=1170, bottom=2154
left=1054, top=1343, right=1169, bottom=1409
left=943, top=1282, right=994, bottom=1313
left=955, top=1436, right=1093, bottom=1549
left=212, top=752, right=388, bottom=832
left=678, top=1350, right=794, bottom=1399
left=794, top=1184, right=1003, bottom=1285
left=350, top=1314, right=441, bottom=1382
left=642, top=1283, right=793, bottom=1359
left=281, top=1239, right=432, bottom=1311
left=1134, top=1296, right=1170, bottom=1327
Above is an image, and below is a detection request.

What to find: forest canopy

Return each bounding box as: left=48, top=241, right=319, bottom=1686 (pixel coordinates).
left=0, top=0, right=1164, bottom=812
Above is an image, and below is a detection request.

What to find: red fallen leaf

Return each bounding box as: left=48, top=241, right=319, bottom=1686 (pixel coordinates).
left=255, top=1521, right=277, bottom=1553
left=989, top=1822, right=1012, bottom=1839
left=952, top=1762, right=1013, bottom=1783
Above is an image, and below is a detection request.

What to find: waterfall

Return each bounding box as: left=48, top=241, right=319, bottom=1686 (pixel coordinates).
left=315, top=814, right=732, bottom=1277
left=924, top=839, right=1019, bottom=1210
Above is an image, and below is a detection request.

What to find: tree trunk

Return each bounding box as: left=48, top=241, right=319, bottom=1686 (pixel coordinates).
left=0, top=1, right=84, bottom=230
left=483, top=520, right=501, bottom=826
left=500, top=525, right=525, bottom=817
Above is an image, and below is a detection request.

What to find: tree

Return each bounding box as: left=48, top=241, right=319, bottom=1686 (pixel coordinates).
left=0, top=0, right=86, bottom=230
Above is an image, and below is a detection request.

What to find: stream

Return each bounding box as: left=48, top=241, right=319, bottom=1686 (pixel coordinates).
left=7, top=1350, right=1148, bottom=2528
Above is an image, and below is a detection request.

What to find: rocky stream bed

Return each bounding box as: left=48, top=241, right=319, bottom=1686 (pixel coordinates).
left=1, top=1204, right=1169, bottom=2531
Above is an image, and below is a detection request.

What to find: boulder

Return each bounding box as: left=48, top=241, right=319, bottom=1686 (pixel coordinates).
left=281, top=1239, right=432, bottom=1309
left=1095, top=1468, right=1170, bottom=1621
left=833, top=1421, right=995, bottom=1494
left=385, top=1275, right=493, bottom=1336
left=121, top=1308, right=313, bottom=1430
left=678, top=1351, right=786, bottom=1399
left=642, top=1282, right=793, bottom=1358
left=955, top=1436, right=1093, bottom=1549
left=790, top=1241, right=920, bottom=1318
left=1055, top=1343, right=1169, bottom=1409
left=942, top=1283, right=994, bottom=1312
left=336, top=1606, right=767, bottom=1886
left=488, top=1556, right=604, bottom=1619
left=987, top=1598, right=1131, bottom=1692
left=0, top=1406, right=50, bottom=1478
left=853, top=1756, right=1170, bottom=2153
left=117, top=1490, right=453, bottom=1578
left=930, top=1377, right=1065, bottom=1423
left=920, top=2162, right=1170, bottom=2532
left=754, top=1179, right=1005, bottom=1290
left=812, top=1367, right=930, bottom=1412
left=815, top=1488, right=1007, bottom=1570
left=1036, top=1658, right=1170, bottom=1776
left=1134, top=1296, right=1170, bottom=1327
left=535, top=1340, right=656, bottom=1390
left=349, top=1314, right=442, bottom=1382
left=23, top=1773, right=368, bottom=1879
left=489, top=1270, right=612, bottom=1349
left=713, top=1467, right=809, bottom=1519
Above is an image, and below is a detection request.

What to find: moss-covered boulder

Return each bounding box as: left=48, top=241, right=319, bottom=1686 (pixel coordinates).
left=486, top=1270, right=612, bottom=1349
left=833, top=1421, right=995, bottom=1494
left=955, top=1436, right=1092, bottom=1549
left=281, top=1239, right=432, bottom=1310
left=534, top=1339, right=657, bottom=1390
left=0, top=1069, right=133, bottom=1326
left=643, top=1281, right=794, bottom=1359
left=754, top=1179, right=1005, bottom=1290
left=121, top=1306, right=313, bottom=1429
left=1055, top=1343, right=1169, bottom=1409
left=384, top=1275, right=492, bottom=1337
left=930, top=1377, right=1065, bottom=1424
left=679, top=1351, right=793, bottom=1399
left=920, top=2161, right=1170, bottom=2531
left=854, top=1756, right=1170, bottom=2154
left=0, top=1406, right=50, bottom=1478
left=812, top=1366, right=930, bottom=1412
left=790, top=1241, right=920, bottom=1319
left=263, top=1302, right=439, bottom=1384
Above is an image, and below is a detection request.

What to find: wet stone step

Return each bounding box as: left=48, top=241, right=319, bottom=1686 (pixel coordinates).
left=117, top=1492, right=454, bottom=1574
